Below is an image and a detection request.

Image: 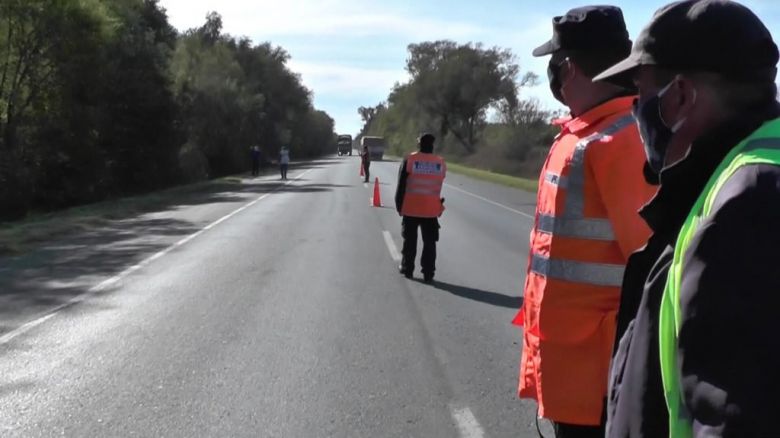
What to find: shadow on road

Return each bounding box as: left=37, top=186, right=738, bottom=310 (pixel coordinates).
left=0, top=217, right=200, bottom=333
left=0, top=159, right=351, bottom=342
left=425, top=280, right=522, bottom=309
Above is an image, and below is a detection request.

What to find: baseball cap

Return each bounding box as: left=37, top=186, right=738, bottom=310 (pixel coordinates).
left=532, top=5, right=631, bottom=57
left=594, top=0, right=779, bottom=83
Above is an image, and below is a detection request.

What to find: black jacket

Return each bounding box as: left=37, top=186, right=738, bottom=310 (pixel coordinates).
left=607, top=102, right=780, bottom=438
left=395, top=157, right=409, bottom=214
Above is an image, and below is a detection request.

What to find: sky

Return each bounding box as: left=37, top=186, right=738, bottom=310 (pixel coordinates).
left=158, top=0, right=780, bottom=136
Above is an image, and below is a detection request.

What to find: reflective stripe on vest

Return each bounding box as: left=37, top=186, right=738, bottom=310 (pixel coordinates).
left=532, top=114, right=635, bottom=286
left=537, top=214, right=616, bottom=241
left=659, top=119, right=780, bottom=438
left=531, top=254, right=625, bottom=287
left=544, top=171, right=568, bottom=188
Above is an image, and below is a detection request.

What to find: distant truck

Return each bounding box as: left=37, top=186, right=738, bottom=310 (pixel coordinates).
left=360, top=136, right=386, bottom=161
left=337, top=134, right=353, bottom=156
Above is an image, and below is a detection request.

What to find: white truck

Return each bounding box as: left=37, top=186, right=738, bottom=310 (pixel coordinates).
left=360, top=136, right=386, bottom=161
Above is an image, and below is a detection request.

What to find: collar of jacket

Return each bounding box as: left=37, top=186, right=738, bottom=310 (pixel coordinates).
left=640, top=101, right=780, bottom=239
left=558, top=96, right=636, bottom=134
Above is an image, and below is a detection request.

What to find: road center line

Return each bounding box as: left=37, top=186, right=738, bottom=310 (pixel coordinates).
left=444, top=183, right=534, bottom=220
left=450, top=405, right=486, bottom=438
left=0, top=168, right=314, bottom=347
left=382, top=231, right=402, bottom=263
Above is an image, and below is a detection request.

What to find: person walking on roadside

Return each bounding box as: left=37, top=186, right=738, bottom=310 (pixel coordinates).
left=513, top=6, right=656, bottom=437
left=395, top=133, right=445, bottom=283
left=361, top=145, right=371, bottom=183
left=279, top=147, right=290, bottom=180
left=592, top=1, right=780, bottom=436
left=251, top=145, right=261, bottom=177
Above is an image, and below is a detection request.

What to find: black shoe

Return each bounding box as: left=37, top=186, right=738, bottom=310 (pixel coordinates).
left=399, top=266, right=412, bottom=279
left=423, top=274, right=434, bottom=283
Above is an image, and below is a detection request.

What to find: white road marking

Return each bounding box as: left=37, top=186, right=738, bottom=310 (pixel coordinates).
left=450, top=405, right=486, bottom=438
left=444, top=183, right=534, bottom=220
left=0, top=169, right=314, bottom=346
left=382, top=231, right=402, bottom=263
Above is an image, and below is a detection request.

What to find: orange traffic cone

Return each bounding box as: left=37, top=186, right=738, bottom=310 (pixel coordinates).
left=372, top=177, right=382, bottom=207
left=360, top=163, right=364, bottom=177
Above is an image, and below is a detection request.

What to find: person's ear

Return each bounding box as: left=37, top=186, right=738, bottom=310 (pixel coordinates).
left=561, top=57, right=577, bottom=83
left=674, top=75, right=698, bottom=113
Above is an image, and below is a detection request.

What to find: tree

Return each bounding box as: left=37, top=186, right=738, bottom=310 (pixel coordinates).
left=0, top=3, right=336, bottom=220
left=406, top=41, right=519, bottom=154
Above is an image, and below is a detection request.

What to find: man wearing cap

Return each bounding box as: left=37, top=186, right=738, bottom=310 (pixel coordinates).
left=513, top=5, right=656, bottom=437
left=395, top=133, right=446, bottom=283
left=593, top=1, right=780, bottom=436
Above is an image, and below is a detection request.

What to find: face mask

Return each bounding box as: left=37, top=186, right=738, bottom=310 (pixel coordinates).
left=632, top=81, right=692, bottom=174
left=547, top=59, right=566, bottom=104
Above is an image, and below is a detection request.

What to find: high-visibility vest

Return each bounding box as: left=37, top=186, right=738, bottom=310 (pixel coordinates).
left=514, top=96, right=655, bottom=425
left=659, top=117, right=780, bottom=438
left=401, top=152, right=446, bottom=218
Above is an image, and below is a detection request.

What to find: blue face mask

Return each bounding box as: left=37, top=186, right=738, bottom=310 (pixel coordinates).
left=632, top=81, right=691, bottom=174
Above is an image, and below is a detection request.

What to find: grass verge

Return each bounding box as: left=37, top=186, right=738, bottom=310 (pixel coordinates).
left=446, top=162, right=538, bottom=193
left=0, top=175, right=245, bottom=256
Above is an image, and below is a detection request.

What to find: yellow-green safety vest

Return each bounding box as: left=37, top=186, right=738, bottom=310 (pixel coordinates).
left=659, top=117, right=780, bottom=437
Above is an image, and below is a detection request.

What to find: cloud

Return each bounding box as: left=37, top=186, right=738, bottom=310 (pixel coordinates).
left=287, top=61, right=407, bottom=98
left=159, top=0, right=485, bottom=41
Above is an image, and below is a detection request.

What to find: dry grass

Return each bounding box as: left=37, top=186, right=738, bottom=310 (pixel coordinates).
left=446, top=162, right=539, bottom=193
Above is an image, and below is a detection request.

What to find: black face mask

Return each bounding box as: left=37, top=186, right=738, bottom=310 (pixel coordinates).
left=546, top=60, right=565, bottom=104
left=632, top=81, right=689, bottom=174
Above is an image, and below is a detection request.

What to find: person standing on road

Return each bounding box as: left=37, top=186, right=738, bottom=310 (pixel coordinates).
left=592, top=1, right=780, bottom=436
left=361, top=145, right=371, bottom=183
left=513, top=6, right=656, bottom=437
left=251, top=145, right=261, bottom=177
left=279, top=147, right=290, bottom=180
left=395, top=133, right=445, bottom=283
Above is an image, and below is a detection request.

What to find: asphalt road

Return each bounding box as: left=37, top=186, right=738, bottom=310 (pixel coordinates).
left=0, top=155, right=549, bottom=437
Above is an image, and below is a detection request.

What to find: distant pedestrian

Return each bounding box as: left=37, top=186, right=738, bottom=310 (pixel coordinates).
left=279, top=147, right=290, bottom=180
left=361, top=145, right=371, bottom=183
left=395, top=133, right=446, bottom=283
left=251, top=145, right=261, bottom=177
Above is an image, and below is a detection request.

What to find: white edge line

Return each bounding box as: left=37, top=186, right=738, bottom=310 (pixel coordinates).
left=444, top=183, right=534, bottom=220
left=0, top=168, right=314, bottom=346
left=382, top=231, right=402, bottom=263
left=450, top=405, right=486, bottom=438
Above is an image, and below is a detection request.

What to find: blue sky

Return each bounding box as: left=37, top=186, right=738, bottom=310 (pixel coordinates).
left=159, top=0, right=780, bottom=136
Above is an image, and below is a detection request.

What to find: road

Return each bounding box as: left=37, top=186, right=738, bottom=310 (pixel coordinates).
left=0, top=156, right=548, bottom=437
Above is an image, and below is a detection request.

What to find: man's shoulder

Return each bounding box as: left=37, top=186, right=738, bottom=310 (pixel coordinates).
left=583, top=112, right=642, bottom=155
left=712, top=163, right=780, bottom=214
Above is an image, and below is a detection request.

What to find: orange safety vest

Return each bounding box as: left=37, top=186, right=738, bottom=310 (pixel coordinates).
left=513, top=96, right=655, bottom=425
left=401, top=152, right=446, bottom=218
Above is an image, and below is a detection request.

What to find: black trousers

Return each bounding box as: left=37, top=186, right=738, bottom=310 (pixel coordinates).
left=280, top=163, right=289, bottom=179
left=363, top=162, right=370, bottom=182
left=400, top=216, right=439, bottom=275
left=251, top=160, right=260, bottom=176
left=553, top=421, right=605, bottom=438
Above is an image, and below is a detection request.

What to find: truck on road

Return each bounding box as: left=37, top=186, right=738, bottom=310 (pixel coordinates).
left=337, top=135, right=353, bottom=156
left=360, top=136, right=386, bottom=161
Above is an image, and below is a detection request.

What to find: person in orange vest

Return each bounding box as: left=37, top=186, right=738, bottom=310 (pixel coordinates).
left=395, top=133, right=446, bottom=283
left=513, top=6, right=656, bottom=437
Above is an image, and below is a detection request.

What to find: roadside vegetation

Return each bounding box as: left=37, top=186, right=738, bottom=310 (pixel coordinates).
left=0, top=1, right=336, bottom=221
left=357, top=41, right=559, bottom=182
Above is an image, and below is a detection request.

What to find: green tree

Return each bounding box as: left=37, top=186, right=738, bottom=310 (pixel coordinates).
left=406, top=41, right=519, bottom=154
